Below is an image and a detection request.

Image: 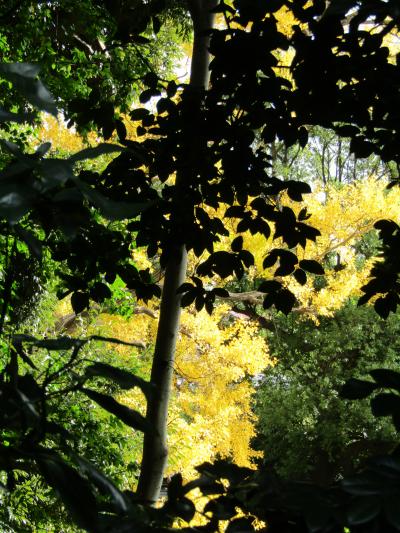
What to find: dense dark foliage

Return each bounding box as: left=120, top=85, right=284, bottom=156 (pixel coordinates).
left=1, top=1, right=399, bottom=316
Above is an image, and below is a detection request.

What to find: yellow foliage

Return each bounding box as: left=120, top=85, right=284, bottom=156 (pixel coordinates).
left=283, top=178, right=400, bottom=316
left=133, top=247, right=153, bottom=271
left=170, top=305, right=271, bottom=478
left=204, top=177, right=399, bottom=318
left=94, top=311, right=157, bottom=357
left=275, top=5, right=298, bottom=38
left=55, top=295, right=73, bottom=318
left=37, top=115, right=98, bottom=153
left=105, top=303, right=271, bottom=480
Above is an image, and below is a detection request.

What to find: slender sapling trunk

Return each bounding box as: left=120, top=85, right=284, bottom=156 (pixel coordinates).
left=136, top=0, right=217, bottom=503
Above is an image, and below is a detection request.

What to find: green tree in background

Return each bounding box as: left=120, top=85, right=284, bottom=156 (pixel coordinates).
left=255, top=302, right=400, bottom=485
left=0, top=1, right=187, bottom=128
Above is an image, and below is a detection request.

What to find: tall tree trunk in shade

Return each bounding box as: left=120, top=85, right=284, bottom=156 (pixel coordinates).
left=136, top=0, right=217, bottom=503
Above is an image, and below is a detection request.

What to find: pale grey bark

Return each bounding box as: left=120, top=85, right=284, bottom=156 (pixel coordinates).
left=136, top=0, right=217, bottom=503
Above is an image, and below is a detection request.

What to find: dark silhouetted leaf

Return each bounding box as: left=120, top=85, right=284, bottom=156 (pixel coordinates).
left=85, top=362, right=153, bottom=398
left=82, top=388, right=153, bottom=433
left=370, top=369, right=400, bottom=391
left=173, top=498, right=196, bottom=522
left=384, top=493, right=400, bottom=529
left=37, top=453, right=98, bottom=530
left=226, top=517, right=255, bottom=532
left=294, top=268, right=307, bottom=285
left=347, top=496, right=381, bottom=525
left=75, top=456, right=129, bottom=514
left=340, top=378, right=377, bottom=400
left=0, top=107, right=34, bottom=123
left=72, top=177, right=152, bottom=220
left=299, top=260, right=325, bottom=275
left=0, top=63, right=57, bottom=116
left=71, top=291, right=89, bottom=314
left=371, top=393, right=400, bottom=417
left=275, top=288, right=297, bottom=314
left=204, top=497, right=237, bottom=520
left=13, top=334, right=85, bottom=351
left=168, top=473, right=184, bottom=500
left=130, top=108, right=150, bottom=121
left=69, top=144, right=123, bottom=164
left=231, top=236, right=243, bottom=252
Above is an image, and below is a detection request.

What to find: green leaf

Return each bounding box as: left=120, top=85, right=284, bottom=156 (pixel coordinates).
left=82, top=388, right=153, bottom=433
left=85, top=362, right=154, bottom=399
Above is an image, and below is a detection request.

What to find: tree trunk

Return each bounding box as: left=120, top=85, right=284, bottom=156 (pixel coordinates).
left=136, top=0, right=217, bottom=503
